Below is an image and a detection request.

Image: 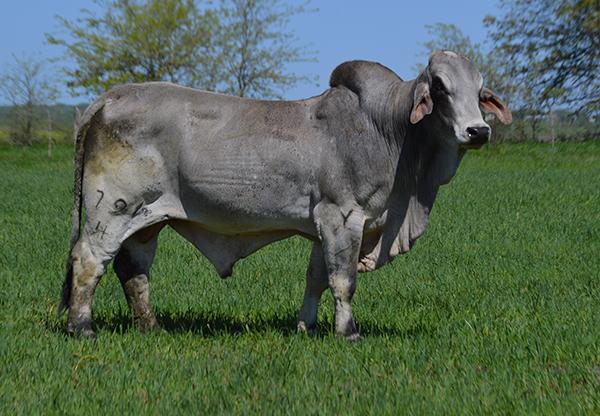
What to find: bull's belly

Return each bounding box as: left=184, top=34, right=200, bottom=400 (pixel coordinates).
left=177, top=171, right=314, bottom=235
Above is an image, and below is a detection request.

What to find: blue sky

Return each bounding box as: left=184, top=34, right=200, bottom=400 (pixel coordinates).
left=0, top=0, right=500, bottom=104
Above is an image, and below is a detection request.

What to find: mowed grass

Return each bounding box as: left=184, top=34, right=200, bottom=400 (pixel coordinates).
left=1, top=142, right=600, bottom=414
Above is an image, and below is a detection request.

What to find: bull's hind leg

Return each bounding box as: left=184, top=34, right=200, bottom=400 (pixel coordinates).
left=113, top=223, right=164, bottom=332
left=67, top=211, right=166, bottom=337
left=297, top=243, right=328, bottom=334
left=67, top=233, right=117, bottom=338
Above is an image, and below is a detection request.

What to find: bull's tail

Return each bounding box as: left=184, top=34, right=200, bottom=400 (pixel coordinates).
left=58, top=100, right=106, bottom=314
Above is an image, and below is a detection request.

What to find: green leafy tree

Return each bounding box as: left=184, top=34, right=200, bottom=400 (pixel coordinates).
left=46, top=0, right=315, bottom=99
left=46, top=0, right=219, bottom=96
left=416, top=23, right=514, bottom=102
left=485, top=0, right=600, bottom=117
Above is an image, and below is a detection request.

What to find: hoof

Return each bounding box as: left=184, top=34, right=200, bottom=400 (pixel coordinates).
left=67, top=324, right=97, bottom=339
left=297, top=321, right=315, bottom=335
left=135, top=314, right=158, bottom=333
left=336, top=320, right=359, bottom=341
left=345, top=333, right=361, bottom=343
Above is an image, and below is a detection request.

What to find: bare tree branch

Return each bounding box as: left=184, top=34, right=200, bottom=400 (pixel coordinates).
left=0, top=55, right=57, bottom=145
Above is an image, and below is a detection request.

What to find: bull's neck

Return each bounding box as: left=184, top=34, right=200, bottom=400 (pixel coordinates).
left=408, top=117, right=464, bottom=189
left=362, top=79, right=416, bottom=165
left=390, top=83, right=464, bottom=251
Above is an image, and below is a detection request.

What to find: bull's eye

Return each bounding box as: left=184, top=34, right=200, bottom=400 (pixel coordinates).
left=432, top=76, right=448, bottom=95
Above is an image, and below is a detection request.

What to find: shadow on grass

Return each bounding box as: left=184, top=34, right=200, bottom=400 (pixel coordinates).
left=56, top=308, right=435, bottom=339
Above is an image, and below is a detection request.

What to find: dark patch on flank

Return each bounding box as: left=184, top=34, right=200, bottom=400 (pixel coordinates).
left=141, top=188, right=162, bottom=205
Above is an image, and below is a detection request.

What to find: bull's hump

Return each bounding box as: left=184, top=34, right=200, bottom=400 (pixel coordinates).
left=327, top=61, right=405, bottom=128
left=330, top=60, right=403, bottom=93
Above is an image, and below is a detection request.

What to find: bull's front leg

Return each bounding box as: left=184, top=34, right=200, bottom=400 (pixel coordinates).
left=313, top=201, right=365, bottom=341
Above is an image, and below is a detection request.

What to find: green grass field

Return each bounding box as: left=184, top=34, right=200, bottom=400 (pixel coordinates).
left=1, top=142, right=599, bottom=414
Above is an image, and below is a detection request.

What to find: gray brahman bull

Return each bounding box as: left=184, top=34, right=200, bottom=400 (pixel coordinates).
left=60, top=51, right=511, bottom=339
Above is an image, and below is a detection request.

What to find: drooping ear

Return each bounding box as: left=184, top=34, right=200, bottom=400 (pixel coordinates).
left=410, top=81, right=433, bottom=124
left=479, top=87, right=512, bottom=124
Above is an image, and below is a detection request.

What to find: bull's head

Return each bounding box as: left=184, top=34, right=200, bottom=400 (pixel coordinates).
left=410, top=50, right=512, bottom=148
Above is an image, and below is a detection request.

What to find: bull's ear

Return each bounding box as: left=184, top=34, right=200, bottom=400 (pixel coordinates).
left=410, top=82, right=433, bottom=124
left=479, top=87, right=512, bottom=124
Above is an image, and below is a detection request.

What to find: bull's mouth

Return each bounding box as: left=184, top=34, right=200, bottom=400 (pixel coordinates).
left=459, top=135, right=489, bottom=150
left=459, top=142, right=486, bottom=150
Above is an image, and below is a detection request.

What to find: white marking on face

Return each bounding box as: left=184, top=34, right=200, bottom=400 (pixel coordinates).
left=437, top=72, right=453, bottom=91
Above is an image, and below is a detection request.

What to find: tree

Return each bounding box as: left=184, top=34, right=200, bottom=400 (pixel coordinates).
left=47, top=0, right=219, bottom=96
left=46, top=0, right=315, bottom=99
left=416, top=23, right=486, bottom=71
left=215, top=0, right=315, bottom=98
left=415, top=23, right=516, bottom=102
left=0, top=55, right=57, bottom=146
left=485, top=0, right=600, bottom=117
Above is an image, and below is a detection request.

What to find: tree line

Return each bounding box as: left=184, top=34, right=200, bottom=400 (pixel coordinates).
left=1, top=0, right=597, bottom=147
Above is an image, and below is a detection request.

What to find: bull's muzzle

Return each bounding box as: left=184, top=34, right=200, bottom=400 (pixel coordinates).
left=463, top=125, right=491, bottom=148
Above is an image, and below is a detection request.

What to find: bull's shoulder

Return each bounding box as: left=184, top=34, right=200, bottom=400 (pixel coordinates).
left=311, top=86, right=377, bottom=145
left=313, top=86, right=362, bottom=119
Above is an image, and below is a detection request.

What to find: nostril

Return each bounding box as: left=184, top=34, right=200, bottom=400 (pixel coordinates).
left=466, top=127, right=478, bottom=137
left=466, top=126, right=491, bottom=138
